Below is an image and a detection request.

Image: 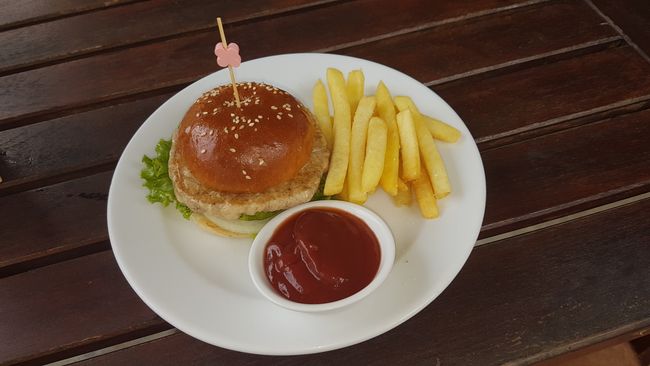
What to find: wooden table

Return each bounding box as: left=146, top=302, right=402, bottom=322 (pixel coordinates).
left=1, top=1, right=649, bottom=365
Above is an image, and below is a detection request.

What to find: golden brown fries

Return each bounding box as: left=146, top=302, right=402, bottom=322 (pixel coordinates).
left=312, top=79, right=334, bottom=150
left=395, top=96, right=461, bottom=143
left=314, top=69, right=459, bottom=219
left=422, top=115, right=461, bottom=143
left=375, top=81, right=400, bottom=196
left=361, top=117, right=388, bottom=193
left=347, top=96, right=376, bottom=204
left=412, top=166, right=439, bottom=219
left=346, top=70, right=365, bottom=113
left=324, top=68, right=352, bottom=196
left=395, top=109, right=421, bottom=181
left=414, top=115, right=451, bottom=199
left=392, top=177, right=412, bottom=206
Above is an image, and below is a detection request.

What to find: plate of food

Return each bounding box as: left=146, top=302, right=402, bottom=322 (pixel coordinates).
left=107, top=52, right=486, bottom=355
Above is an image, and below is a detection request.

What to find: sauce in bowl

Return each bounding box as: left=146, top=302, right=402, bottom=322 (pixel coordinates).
left=263, top=207, right=381, bottom=304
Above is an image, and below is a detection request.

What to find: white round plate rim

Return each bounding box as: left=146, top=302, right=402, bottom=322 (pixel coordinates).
left=108, top=53, right=486, bottom=355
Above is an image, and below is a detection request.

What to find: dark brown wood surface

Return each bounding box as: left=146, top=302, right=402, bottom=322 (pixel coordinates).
left=0, top=0, right=339, bottom=74
left=1, top=0, right=649, bottom=365
left=590, top=0, right=650, bottom=57
left=0, top=0, right=140, bottom=31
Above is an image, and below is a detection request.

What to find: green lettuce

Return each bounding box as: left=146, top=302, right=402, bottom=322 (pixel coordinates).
left=141, top=139, right=192, bottom=219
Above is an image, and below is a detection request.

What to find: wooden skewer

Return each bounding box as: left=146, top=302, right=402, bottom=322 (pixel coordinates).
left=216, top=17, right=241, bottom=108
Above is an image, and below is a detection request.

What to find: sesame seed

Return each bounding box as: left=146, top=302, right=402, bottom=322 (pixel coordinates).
left=209, top=130, right=213, bottom=135
left=259, top=159, right=265, bottom=165
left=242, top=170, right=247, bottom=175
left=271, top=106, right=278, bottom=110
left=276, top=115, right=281, bottom=120
left=288, top=113, right=293, bottom=118
left=230, top=113, right=235, bottom=117
left=248, top=123, right=254, bottom=127
left=239, top=125, right=244, bottom=129
left=245, top=175, right=251, bottom=180
left=257, top=115, right=263, bottom=119
left=254, top=128, right=258, bottom=131
left=234, top=133, right=239, bottom=139
left=200, top=149, right=206, bottom=154
left=202, top=112, right=208, bottom=115
left=195, top=113, right=200, bottom=117
left=231, top=126, right=236, bottom=130
left=229, top=148, right=236, bottom=152
left=185, top=126, right=190, bottom=134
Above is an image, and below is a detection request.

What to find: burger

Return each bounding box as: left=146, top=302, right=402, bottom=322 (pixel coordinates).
left=167, top=82, right=329, bottom=237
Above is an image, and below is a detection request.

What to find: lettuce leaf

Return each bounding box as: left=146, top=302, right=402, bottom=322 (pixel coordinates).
left=141, top=139, right=192, bottom=219
left=239, top=210, right=281, bottom=221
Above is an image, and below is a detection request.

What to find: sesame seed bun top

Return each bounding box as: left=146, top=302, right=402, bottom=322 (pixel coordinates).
left=175, top=82, right=315, bottom=193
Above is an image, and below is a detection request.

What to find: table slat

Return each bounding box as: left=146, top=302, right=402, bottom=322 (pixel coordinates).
left=437, top=46, right=650, bottom=143
left=0, top=0, right=139, bottom=31
left=481, top=107, right=650, bottom=237
left=0, top=172, right=112, bottom=277
left=591, top=0, right=650, bottom=58
left=0, top=93, right=170, bottom=196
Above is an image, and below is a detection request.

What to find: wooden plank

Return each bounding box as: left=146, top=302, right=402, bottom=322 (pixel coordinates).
left=537, top=342, right=641, bottom=366
left=70, top=198, right=650, bottom=366
left=0, top=0, right=139, bottom=31
left=480, top=108, right=650, bottom=237
left=0, top=0, right=619, bottom=193
left=341, top=0, right=617, bottom=84
left=435, top=46, right=650, bottom=143
left=0, top=93, right=170, bottom=196
left=0, top=172, right=111, bottom=277
left=0, top=251, right=169, bottom=366
left=590, top=0, right=650, bottom=59
left=0, top=0, right=341, bottom=75
left=0, top=0, right=531, bottom=130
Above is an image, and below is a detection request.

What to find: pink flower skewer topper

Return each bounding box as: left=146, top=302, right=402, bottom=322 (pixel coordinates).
left=214, top=42, right=241, bottom=68
left=215, top=17, right=242, bottom=108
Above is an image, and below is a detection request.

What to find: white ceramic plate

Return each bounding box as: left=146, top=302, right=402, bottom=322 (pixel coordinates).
left=108, top=53, right=486, bottom=355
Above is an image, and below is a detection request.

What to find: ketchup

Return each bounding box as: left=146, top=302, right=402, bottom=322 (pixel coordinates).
left=263, top=208, right=380, bottom=304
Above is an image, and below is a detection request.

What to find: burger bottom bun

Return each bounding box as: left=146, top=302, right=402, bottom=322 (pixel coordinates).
left=190, top=213, right=269, bottom=238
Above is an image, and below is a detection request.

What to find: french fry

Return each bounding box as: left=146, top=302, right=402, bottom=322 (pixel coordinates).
left=375, top=81, right=400, bottom=196
left=336, top=178, right=350, bottom=201
left=361, top=117, right=387, bottom=193
left=347, top=96, right=376, bottom=204
left=324, top=68, right=352, bottom=196
left=395, top=109, right=421, bottom=181
left=414, top=114, right=451, bottom=199
left=394, top=96, right=461, bottom=143
left=346, top=70, right=365, bottom=113
left=312, top=79, right=334, bottom=150
left=422, top=115, right=461, bottom=143
left=412, top=166, right=439, bottom=219
left=391, top=177, right=412, bottom=206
